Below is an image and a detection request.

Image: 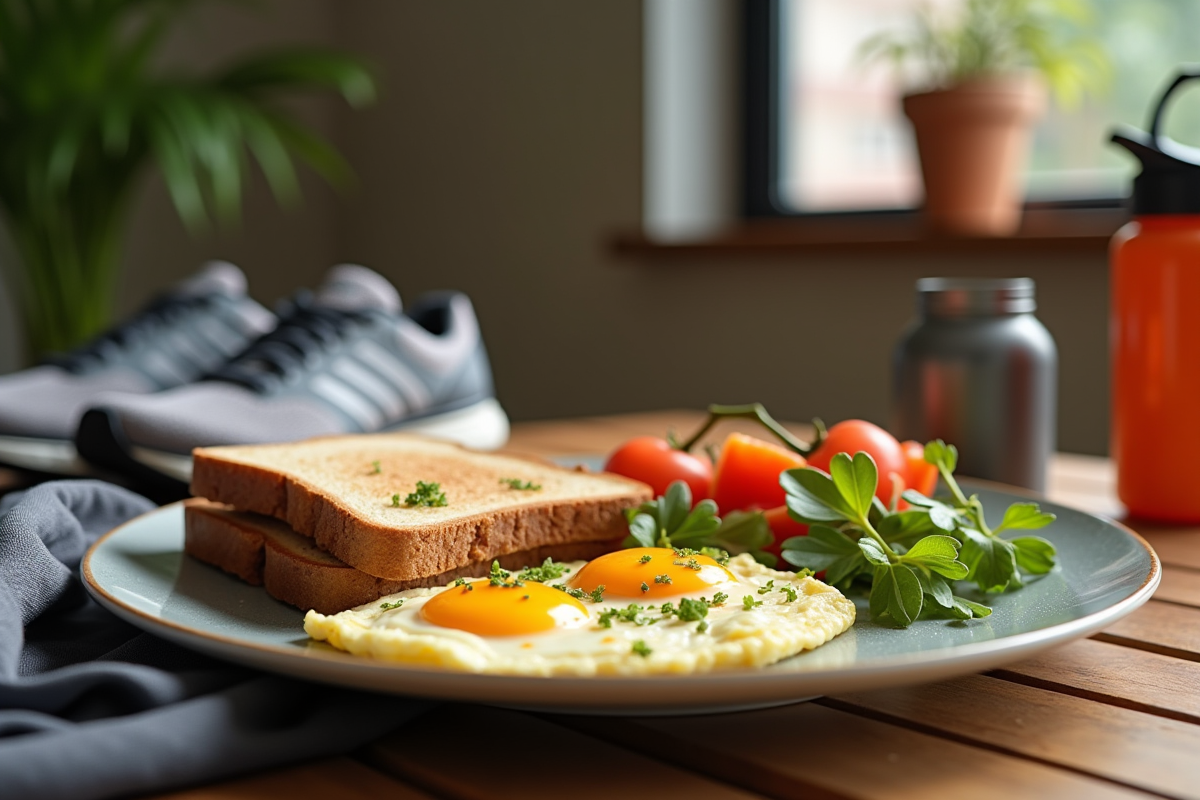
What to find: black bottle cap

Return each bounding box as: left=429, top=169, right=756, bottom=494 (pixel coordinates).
left=1111, top=70, right=1200, bottom=215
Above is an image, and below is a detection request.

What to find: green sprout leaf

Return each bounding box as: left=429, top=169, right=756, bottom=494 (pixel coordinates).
left=994, top=503, right=1057, bottom=534
left=1011, top=536, right=1058, bottom=574
left=959, top=528, right=1018, bottom=592
left=828, top=451, right=879, bottom=518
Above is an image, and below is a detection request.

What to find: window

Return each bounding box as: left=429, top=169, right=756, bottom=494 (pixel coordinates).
left=746, top=0, right=1200, bottom=216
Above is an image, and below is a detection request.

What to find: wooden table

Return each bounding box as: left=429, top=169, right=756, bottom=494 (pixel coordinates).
left=129, top=411, right=1197, bottom=799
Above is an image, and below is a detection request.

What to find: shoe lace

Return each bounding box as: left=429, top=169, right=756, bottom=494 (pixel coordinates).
left=48, top=293, right=216, bottom=373
left=211, top=293, right=368, bottom=392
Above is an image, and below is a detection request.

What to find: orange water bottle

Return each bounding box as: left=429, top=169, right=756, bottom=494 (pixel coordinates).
left=1111, top=71, right=1200, bottom=522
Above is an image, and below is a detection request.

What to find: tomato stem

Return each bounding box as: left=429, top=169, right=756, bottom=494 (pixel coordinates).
left=676, top=403, right=823, bottom=456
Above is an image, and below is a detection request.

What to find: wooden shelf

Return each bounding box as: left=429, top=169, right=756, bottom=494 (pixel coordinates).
left=612, top=207, right=1128, bottom=258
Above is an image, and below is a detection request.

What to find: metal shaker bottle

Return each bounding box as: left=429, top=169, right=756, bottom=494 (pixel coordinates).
left=892, top=278, right=1057, bottom=492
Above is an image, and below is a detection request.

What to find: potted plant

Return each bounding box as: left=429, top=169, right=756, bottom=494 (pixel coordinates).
left=860, top=0, right=1107, bottom=236
left=0, top=0, right=375, bottom=358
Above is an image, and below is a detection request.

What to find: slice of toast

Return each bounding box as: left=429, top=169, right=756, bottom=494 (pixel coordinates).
left=190, top=434, right=651, bottom=582
left=185, top=500, right=622, bottom=614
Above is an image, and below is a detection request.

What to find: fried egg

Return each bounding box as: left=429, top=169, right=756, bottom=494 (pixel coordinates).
left=303, top=548, right=856, bottom=676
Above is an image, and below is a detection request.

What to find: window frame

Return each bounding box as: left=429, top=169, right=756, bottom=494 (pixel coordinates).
left=740, top=0, right=1125, bottom=221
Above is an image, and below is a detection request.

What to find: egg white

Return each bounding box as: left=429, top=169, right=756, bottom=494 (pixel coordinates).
left=303, top=554, right=856, bottom=676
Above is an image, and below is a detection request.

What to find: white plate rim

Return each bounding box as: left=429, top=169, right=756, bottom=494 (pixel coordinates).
left=81, top=501, right=1162, bottom=714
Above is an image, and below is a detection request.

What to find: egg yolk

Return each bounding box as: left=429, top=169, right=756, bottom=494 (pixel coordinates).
left=568, top=548, right=736, bottom=599
left=420, top=580, right=589, bottom=636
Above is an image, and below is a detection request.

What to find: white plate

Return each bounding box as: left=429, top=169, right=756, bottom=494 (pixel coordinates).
left=82, top=489, right=1160, bottom=715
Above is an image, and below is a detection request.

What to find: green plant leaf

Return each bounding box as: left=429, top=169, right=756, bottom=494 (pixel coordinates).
left=780, top=525, right=857, bottom=569
left=994, top=503, right=1057, bottom=533
left=870, top=564, right=923, bottom=628
left=627, top=514, right=657, bottom=548
left=781, top=468, right=854, bottom=523
left=959, top=528, right=1018, bottom=592
left=858, top=537, right=891, bottom=567
left=1011, top=535, right=1057, bottom=574
left=924, top=440, right=958, bottom=473
left=916, top=569, right=955, bottom=609
left=902, top=534, right=970, bottom=580
left=877, top=509, right=942, bottom=546
left=829, top=451, right=878, bottom=518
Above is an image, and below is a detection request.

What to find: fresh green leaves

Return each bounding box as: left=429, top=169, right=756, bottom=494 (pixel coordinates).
left=780, top=438, right=1058, bottom=628
left=995, top=503, right=1056, bottom=534
left=624, top=481, right=776, bottom=566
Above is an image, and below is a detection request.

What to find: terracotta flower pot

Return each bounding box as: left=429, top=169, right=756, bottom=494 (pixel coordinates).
left=903, top=75, right=1047, bottom=236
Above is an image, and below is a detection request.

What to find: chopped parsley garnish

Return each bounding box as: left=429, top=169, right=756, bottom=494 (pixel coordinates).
left=499, top=477, right=542, bottom=491
left=631, top=640, right=652, bottom=658
left=700, top=547, right=731, bottom=566
left=597, top=604, right=655, bottom=628
left=672, top=547, right=700, bottom=557
left=403, top=481, right=448, bottom=508
left=676, top=597, right=709, bottom=622
left=780, top=585, right=798, bottom=603
left=711, top=591, right=729, bottom=605
left=522, top=594, right=530, bottom=600
left=589, top=585, right=606, bottom=603
left=378, top=599, right=404, bottom=610
left=640, top=581, right=649, bottom=594
left=672, top=558, right=702, bottom=571
left=743, top=595, right=763, bottom=610
left=516, top=558, right=571, bottom=582
left=390, top=493, right=401, bottom=507
left=488, top=561, right=526, bottom=588
left=639, top=554, right=653, bottom=564
left=757, top=580, right=776, bottom=595
left=452, top=577, right=473, bottom=592
left=371, top=460, right=382, bottom=474
left=552, top=584, right=590, bottom=601
left=654, top=574, right=672, bottom=585
left=697, top=621, right=709, bottom=633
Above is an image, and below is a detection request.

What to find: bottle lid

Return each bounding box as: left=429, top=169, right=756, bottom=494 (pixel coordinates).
left=1111, top=70, right=1200, bottom=215
left=917, top=278, right=1036, bottom=317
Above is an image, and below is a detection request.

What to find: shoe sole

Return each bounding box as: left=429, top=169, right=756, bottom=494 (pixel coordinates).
left=77, top=397, right=512, bottom=485
left=0, top=435, right=96, bottom=476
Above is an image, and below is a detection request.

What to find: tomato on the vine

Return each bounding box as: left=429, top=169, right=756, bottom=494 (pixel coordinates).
left=603, top=436, right=712, bottom=501
left=710, top=432, right=807, bottom=514
left=806, top=420, right=906, bottom=504
left=902, top=439, right=939, bottom=497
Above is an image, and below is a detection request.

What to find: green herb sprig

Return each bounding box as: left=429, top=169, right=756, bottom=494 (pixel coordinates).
left=499, top=478, right=542, bottom=491
left=779, top=440, right=1056, bottom=628
left=516, top=558, right=572, bottom=583
left=402, top=481, right=448, bottom=508
left=623, top=481, right=776, bottom=567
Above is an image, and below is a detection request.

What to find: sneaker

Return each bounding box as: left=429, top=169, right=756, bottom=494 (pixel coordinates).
left=0, top=262, right=275, bottom=475
left=76, top=265, right=511, bottom=484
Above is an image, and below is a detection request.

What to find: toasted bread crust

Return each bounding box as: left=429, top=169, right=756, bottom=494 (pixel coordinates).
left=184, top=501, right=622, bottom=614
left=190, top=435, right=651, bottom=581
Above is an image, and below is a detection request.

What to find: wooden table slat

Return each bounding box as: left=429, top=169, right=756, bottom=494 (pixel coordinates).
left=360, top=705, right=765, bottom=800
left=1094, top=600, right=1200, bottom=662
left=560, top=702, right=1151, bottom=800
left=1152, top=566, right=1200, bottom=608
left=826, top=674, right=1200, bottom=799
left=990, top=638, right=1200, bottom=724
left=153, top=757, right=434, bottom=800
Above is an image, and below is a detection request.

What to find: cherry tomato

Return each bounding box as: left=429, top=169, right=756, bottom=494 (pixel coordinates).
left=762, top=504, right=809, bottom=559
left=603, top=436, right=712, bottom=501
left=710, top=432, right=807, bottom=514
left=902, top=440, right=938, bottom=497
left=806, top=420, right=907, bottom=505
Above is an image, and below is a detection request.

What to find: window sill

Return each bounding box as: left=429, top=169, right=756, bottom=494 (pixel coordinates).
left=613, top=207, right=1128, bottom=258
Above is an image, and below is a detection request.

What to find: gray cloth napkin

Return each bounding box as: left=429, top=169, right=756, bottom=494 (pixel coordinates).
left=0, top=480, right=430, bottom=800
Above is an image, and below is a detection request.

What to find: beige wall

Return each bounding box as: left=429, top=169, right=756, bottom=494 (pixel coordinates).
left=2, top=1, right=1111, bottom=455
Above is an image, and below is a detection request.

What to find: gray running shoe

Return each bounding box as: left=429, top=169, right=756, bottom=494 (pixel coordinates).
left=0, top=262, right=275, bottom=475
left=76, top=265, right=510, bottom=484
